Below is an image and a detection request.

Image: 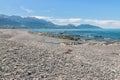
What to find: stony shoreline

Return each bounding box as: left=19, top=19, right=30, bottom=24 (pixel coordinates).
left=0, top=29, right=120, bottom=80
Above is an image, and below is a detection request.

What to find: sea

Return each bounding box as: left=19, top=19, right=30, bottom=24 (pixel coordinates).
left=29, top=29, right=120, bottom=42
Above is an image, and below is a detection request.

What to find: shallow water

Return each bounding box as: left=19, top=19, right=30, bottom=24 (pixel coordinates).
left=29, top=29, right=120, bottom=42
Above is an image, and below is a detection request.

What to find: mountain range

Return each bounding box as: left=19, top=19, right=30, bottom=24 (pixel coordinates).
left=0, top=14, right=102, bottom=29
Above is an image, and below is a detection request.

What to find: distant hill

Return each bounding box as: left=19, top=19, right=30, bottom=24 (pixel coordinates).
left=0, top=14, right=102, bottom=29
left=76, top=24, right=102, bottom=29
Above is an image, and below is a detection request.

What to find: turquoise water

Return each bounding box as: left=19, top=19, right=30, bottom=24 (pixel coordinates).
left=29, top=29, right=120, bottom=42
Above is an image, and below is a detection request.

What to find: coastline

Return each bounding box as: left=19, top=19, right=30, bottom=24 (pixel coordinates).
left=0, top=29, right=120, bottom=80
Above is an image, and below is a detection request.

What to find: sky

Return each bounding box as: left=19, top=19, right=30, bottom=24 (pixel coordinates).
left=0, top=0, right=120, bottom=28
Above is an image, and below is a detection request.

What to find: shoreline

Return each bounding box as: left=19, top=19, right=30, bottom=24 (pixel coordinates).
left=1, top=29, right=120, bottom=48
left=0, top=29, right=120, bottom=80
left=29, top=31, right=120, bottom=46
left=1, top=29, right=119, bottom=45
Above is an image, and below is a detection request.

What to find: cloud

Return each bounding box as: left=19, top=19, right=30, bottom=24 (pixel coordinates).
left=33, top=16, right=52, bottom=20
left=33, top=16, right=120, bottom=28
left=20, top=6, right=33, bottom=13
left=84, top=19, right=113, bottom=25
left=34, top=16, right=82, bottom=25
left=83, top=19, right=120, bottom=28
left=112, top=21, right=120, bottom=26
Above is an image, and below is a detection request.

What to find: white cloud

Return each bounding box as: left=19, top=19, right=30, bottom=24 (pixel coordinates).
left=84, top=19, right=113, bottom=25
left=112, top=21, right=120, bottom=26
left=33, top=16, right=52, bottom=20
left=33, top=16, right=120, bottom=28
left=33, top=16, right=82, bottom=25
left=83, top=19, right=120, bottom=28
left=20, top=6, right=33, bottom=13
left=54, top=18, right=81, bottom=23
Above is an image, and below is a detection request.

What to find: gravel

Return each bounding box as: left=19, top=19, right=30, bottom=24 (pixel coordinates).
left=0, top=29, right=120, bottom=80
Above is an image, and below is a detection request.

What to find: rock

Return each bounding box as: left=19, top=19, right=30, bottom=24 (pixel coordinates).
left=65, top=49, right=72, bottom=54
left=60, top=42, right=66, bottom=46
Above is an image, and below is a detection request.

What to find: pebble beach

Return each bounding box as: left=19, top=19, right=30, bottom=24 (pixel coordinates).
left=0, top=29, right=120, bottom=80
